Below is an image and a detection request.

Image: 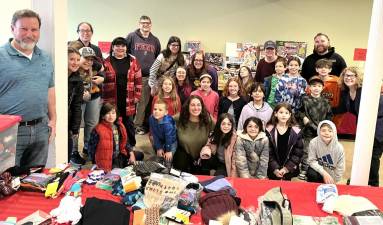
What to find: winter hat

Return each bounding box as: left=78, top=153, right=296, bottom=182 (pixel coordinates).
left=199, top=190, right=241, bottom=225
left=79, top=47, right=96, bottom=58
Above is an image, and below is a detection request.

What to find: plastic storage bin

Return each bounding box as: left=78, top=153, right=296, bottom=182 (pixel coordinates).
left=0, top=115, right=21, bottom=173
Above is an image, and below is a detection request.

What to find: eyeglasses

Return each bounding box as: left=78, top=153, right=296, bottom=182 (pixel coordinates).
left=79, top=29, right=92, bottom=33
left=344, top=74, right=356, bottom=79
left=170, top=44, right=180, bottom=47
left=139, top=21, right=151, bottom=25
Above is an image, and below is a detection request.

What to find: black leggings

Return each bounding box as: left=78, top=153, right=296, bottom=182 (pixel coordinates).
left=307, top=167, right=324, bottom=183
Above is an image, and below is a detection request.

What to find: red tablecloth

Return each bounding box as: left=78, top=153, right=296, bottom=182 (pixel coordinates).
left=1, top=175, right=383, bottom=224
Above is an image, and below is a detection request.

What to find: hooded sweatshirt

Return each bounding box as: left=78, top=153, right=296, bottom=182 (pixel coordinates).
left=237, top=101, right=273, bottom=131
left=235, top=131, right=269, bottom=179
left=301, top=47, right=347, bottom=81
left=307, top=120, right=345, bottom=183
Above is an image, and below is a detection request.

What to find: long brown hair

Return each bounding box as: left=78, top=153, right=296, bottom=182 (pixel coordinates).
left=267, top=103, right=297, bottom=127
left=179, top=95, right=210, bottom=128
left=157, top=76, right=179, bottom=113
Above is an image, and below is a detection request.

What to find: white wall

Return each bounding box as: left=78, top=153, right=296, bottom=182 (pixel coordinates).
left=68, top=0, right=373, bottom=65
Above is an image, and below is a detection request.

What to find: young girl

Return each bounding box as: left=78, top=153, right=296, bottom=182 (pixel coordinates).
left=218, top=77, right=247, bottom=127
left=191, top=74, right=219, bottom=122
left=175, top=66, right=192, bottom=105
left=266, top=103, right=303, bottom=180
left=237, top=83, right=273, bottom=131
left=235, top=117, right=270, bottom=179
left=88, top=103, right=144, bottom=172
left=68, top=47, right=84, bottom=162
left=238, top=66, right=254, bottom=101
left=151, top=76, right=181, bottom=116
left=275, top=57, right=308, bottom=113
left=199, top=113, right=237, bottom=177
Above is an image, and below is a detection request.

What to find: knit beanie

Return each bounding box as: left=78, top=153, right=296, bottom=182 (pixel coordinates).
left=199, top=190, right=241, bottom=225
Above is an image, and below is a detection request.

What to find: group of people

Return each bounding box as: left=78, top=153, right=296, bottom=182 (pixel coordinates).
left=1, top=9, right=382, bottom=187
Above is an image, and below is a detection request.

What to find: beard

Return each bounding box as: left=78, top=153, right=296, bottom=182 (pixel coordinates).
left=315, top=45, right=329, bottom=54
left=16, top=38, right=37, bottom=50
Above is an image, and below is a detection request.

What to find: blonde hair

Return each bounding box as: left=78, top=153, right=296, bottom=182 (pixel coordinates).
left=339, top=67, right=363, bottom=90
left=158, top=76, right=179, bottom=113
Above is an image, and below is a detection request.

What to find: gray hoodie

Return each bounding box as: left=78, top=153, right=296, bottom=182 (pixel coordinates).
left=235, top=131, right=270, bottom=179
left=237, top=101, right=273, bottom=131
left=307, top=120, right=345, bottom=183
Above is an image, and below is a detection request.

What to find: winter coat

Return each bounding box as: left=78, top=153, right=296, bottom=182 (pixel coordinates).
left=266, top=125, right=303, bottom=174
left=218, top=96, right=247, bottom=127
left=235, top=131, right=269, bottom=178
left=68, top=71, right=84, bottom=134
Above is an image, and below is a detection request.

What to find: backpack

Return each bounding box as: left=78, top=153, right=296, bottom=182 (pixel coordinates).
left=257, top=187, right=293, bottom=225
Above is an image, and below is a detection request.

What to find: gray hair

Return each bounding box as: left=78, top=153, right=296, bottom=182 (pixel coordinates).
left=12, top=9, right=41, bottom=28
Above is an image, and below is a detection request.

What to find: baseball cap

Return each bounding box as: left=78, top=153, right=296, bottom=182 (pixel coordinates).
left=199, top=73, right=212, bottom=81
left=309, top=76, right=324, bottom=86
left=79, top=47, right=96, bottom=58
left=264, top=40, right=276, bottom=49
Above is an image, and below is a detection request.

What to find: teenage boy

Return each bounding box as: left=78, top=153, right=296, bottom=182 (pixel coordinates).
left=297, top=76, right=333, bottom=180
left=307, top=120, right=345, bottom=184
left=314, top=59, right=341, bottom=108
left=191, top=74, right=219, bottom=122
left=264, top=57, right=288, bottom=108
left=149, top=100, right=177, bottom=169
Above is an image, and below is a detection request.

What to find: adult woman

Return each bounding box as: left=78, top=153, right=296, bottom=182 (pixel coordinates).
left=102, top=37, right=142, bottom=148
left=149, top=36, right=185, bottom=95
left=187, top=50, right=218, bottom=91
left=175, top=66, right=192, bottom=104
left=218, top=77, right=247, bottom=127
left=238, top=66, right=254, bottom=101
left=73, top=47, right=104, bottom=165
left=173, top=95, right=215, bottom=173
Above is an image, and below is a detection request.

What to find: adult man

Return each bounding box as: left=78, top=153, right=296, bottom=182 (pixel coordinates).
left=0, top=9, right=56, bottom=168
left=126, top=15, right=161, bottom=135
left=301, top=33, right=347, bottom=81
left=255, top=40, right=282, bottom=82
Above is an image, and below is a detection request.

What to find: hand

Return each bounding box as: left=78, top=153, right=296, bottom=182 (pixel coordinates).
left=150, top=87, right=157, bottom=96
left=157, top=149, right=164, bottom=157
left=83, top=90, right=91, bottom=100
left=303, top=117, right=310, bottom=125
left=48, top=120, right=56, bottom=144
left=128, top=152, right=136, bottom=164
left=91, top=76, right=104, bottom=85
left=273, top=169, right=283, bottom=178
left=71, top=133, right=79, bottom=139
left=280, top=167, right=289, bottom=176
left=164, top=152, right=173, bottom=162
left=323, top=172, right=335, bottom=184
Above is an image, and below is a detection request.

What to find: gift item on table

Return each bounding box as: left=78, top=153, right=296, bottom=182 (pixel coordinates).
left=132, top=196, right=146, bottom=211
left=20, top=173, right=56, bottom=192
left=133, top=209, right=145, bottom=225
left=122, top=176, right=142, bottom=193
left=316, top=184, right=338, bottom=204
left=143, top=173, right=187, bottom=211
left=179, top=171, right=199, bottom=184
left=96, top=172, right=120, bottom=191
left=78, top=197, right=130, bottom=225
left=162, top=206, right=191, bottom=224
left=67, top=182, right=82, bottom=197
left=343, top=215, right=383, bottom=225
left=199, top=190, right=241, bottom=225
left=133, top=161, right=166, bottom=177
left=85, top=170, right=105, bottom=185
left=122, top=189, right=144, bottom=206
left=50, top=195, right=82, bottom=224
left=17, top=210, right=51, bottom=225
left=145, top=205, right=160, bottom=225
left=200, top=175, right=236, bottom=196
left=328, top=195, right=381, bottom=216
left=0, top=172, right=18, bottom=198
left=256, top=187, right=293, bottom=225
left=57, top=170, right=85, bottom=196
left=178, top=182, right=203, bottom=214
left=293, top=215, right=340, bottom=225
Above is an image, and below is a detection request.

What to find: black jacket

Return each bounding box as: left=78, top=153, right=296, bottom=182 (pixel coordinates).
left=68, top=71, right=84, bottom=134
left=333, top=87, right=362, bottom=117
left=218, top=96, right=247, bottom=126
left=301, top=47, right=347, bottom=81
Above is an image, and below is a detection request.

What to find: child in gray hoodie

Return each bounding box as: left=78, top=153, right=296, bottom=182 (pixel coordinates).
left=307, top=120, right=345, bottom=184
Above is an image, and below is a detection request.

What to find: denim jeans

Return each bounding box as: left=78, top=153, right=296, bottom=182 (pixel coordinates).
left=81, top=97, right=101, bottom=150
left=15, top=117, right=50, bottom=167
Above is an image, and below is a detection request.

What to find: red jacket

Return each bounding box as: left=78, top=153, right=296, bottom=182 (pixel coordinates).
left=103, top=55, right=142, bottom=116
left=94, top=119, right=128, bottom=171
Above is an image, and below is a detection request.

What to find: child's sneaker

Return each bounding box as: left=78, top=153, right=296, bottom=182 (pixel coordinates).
left=298, top=171, right=307, bottom=181
left=70, top=151, right=86, bottom=165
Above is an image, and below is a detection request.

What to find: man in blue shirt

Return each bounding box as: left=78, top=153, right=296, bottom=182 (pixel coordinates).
left=0, top=9, right=56, bottom=168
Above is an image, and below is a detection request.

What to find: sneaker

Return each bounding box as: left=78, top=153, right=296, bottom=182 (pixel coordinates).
left=70, top=151, right=86, bottom=165
left=135, top=127, right=147, bottom=135
left=298, top=171, right=307, bottom=181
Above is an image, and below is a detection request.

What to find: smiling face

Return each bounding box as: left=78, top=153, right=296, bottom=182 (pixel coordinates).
left=80, top=56, right=93, bottom=71
left=189, top=98, right=202, bottom=117
left=153, top=103, right=167, bottom=120
left=316, top=66, right=331, bottom=78
left=309, top=82, right=324, bottom=97
left=343, top=70, right=357, bottom=88
left=169, top=42, right=180, bottom=55
left=228, top=80, right=239, bottom=97
left=246, top=121, right=260, bottom=139
left=288, top=60, right=300, bottom=76
left=162, top=78, right=173, bottom=94
left=314, top=35, right=330, bottom=55
left=68, top=52, right=80, bottom=74
left=139, top=18, right=152, bottom=34
left=275, top=106, right=291, bottom=124
left=11, top=17, right=40, bottom=52
left=240, top=67, right=250, bottom=78
left=251, top=86, right=264, bottom=102
left=320, top=124, right=334, bottom=145
left=220, top=118, right=233, bottom=134
left=78, top=23, right=93, bottom=44
left=112, top=44, right=127, bottom=58
left=200, top=77, right=212, bottom=91
left=103, top=108, right=117, bottom=124
left=193, top=53, right=204, bottom=70
left=275, top=61, right=286, bottom=75
left=265, top=47, right=276, bottom=58
left=176, top=67, right=186, bottom=82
